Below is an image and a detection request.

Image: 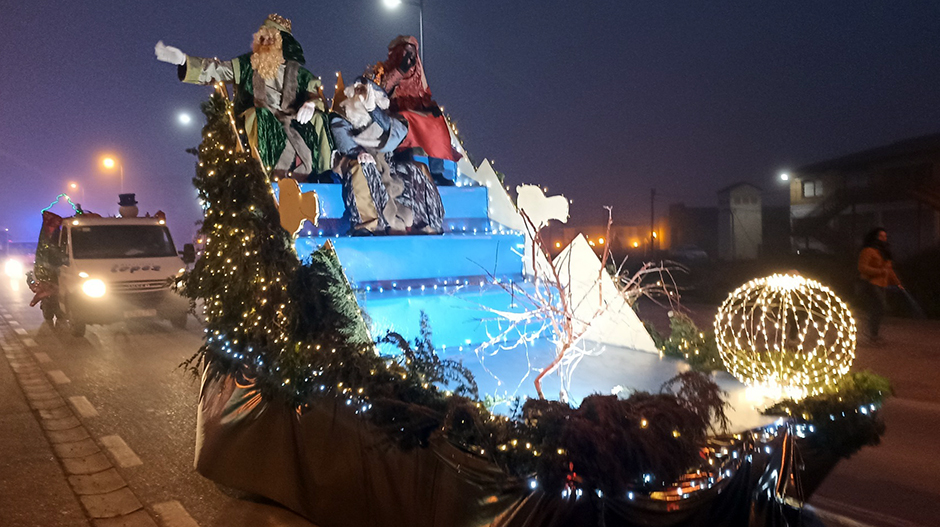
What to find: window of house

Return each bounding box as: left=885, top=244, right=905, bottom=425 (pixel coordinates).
left=802, top=180, right=823, bottom=198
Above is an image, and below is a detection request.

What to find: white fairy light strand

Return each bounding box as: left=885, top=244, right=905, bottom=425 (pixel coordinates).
left=713, top=273, right=856, bottom=400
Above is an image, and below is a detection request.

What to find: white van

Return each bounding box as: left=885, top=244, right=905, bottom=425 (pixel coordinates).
left=44, top=216, right=193, bottom=337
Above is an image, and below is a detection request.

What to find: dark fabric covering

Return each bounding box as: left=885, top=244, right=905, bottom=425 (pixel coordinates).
left=196, top=366, right=839, bottom=527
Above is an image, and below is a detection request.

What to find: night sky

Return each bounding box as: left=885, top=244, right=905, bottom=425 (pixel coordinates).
left=2, top=1, right=939, bottom=244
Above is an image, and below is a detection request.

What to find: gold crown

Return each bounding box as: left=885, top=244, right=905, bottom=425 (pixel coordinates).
left=265, top=13, right=292, bottom=33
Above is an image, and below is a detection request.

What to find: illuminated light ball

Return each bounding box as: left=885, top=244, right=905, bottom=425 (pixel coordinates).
left=713, top=273, right=856, bottom=401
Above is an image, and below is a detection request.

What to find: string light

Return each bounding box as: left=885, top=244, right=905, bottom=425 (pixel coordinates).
left=714, top=273, right=857, bottom=401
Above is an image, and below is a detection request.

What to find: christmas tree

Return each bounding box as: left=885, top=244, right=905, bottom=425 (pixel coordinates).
left=181, top=88, right=371, bottom=395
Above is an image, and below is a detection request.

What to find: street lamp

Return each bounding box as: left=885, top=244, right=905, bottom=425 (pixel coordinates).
left=382, top=0, right=425, bottom=64
left=68, top=182, right=86, bottom=204
left=779, top=172, right=790, bottom=181
left=178, top=112, right=192, bottom=125
left=101, top=156, right=124, bottom=193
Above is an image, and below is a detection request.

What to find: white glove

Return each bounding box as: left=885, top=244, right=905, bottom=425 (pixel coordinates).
left=154, top=41, right=186, bottom=66
left=296, top=100, right=318, bottom=124
left=357, top=152, right=376, bottom=166
left=359, top=84, right=377, bottom=112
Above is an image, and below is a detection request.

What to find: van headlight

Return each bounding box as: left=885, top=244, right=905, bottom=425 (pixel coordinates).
left=4, top=259, right=23, bottom=279
left=82, top=279, right=107, bottom=298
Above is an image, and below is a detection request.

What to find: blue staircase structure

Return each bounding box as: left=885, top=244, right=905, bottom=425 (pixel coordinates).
left=276, top=182, right=530, bottom=348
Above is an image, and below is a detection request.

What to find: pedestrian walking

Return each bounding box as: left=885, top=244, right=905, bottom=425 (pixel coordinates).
left=857, top=227, right=901, bottom=344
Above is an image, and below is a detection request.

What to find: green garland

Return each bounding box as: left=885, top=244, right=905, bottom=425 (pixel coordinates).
left=763, top=371, right=892, bottom=458
left=648, top=312, right=724, bottom=372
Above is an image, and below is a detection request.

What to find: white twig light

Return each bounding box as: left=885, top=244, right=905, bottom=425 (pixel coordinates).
left=714, top=273, right=856, bottom=401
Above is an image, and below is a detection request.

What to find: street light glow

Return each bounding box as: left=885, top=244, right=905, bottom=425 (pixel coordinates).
left=383, top=0, right=402, bottom=7
left=69, top=182, right=78, bottom=190
left=100, top=156, right=125, bottom=192
left=780, top=172, right=789, bottom=181
left=179, top=112, right=192, bottom=125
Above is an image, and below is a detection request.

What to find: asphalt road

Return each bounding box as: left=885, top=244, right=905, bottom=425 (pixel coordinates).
left=2, top=281, right=937, bottom=526
left=0, top=280, right=316, bottom=527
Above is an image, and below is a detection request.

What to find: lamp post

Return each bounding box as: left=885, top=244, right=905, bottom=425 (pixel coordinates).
left=101, top=156, right=124, bottom=193
left=382, top=0, right=425, bottom=64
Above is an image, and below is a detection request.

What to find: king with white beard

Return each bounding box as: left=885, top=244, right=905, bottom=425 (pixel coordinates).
left=330, top=78, right=444, bottom=235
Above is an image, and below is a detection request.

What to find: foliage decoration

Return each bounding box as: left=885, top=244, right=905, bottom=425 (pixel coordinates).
left=649, top=311, right=724, bottom=372
left=377, top=311, right=479, bottom=400
left=764, top=371, right=892, bottom=458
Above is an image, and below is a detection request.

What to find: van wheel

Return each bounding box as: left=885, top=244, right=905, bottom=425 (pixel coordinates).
left=69, top=319, right=86, bottom=338
left=170, top=314, right=188, bottom=329
left=40, top=300, right=56, bottom=322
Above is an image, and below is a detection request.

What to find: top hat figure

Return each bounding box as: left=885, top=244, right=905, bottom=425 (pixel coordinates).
left=118, top=193, right=139, bottom=218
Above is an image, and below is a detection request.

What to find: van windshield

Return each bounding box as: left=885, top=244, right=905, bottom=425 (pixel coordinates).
left=71, top=225, right=177, bottom=259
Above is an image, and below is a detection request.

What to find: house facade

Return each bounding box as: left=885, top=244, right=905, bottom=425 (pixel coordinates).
left=790, top=133, right=940, bottom=259
left=717, top=183, right=763, bottom=261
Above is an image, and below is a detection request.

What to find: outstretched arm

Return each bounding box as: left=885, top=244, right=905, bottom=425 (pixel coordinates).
left=154, top=41, right=237, bottom=85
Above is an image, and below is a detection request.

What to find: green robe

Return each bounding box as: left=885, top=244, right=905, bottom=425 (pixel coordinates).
left=181, top=53, right=333, bottom=176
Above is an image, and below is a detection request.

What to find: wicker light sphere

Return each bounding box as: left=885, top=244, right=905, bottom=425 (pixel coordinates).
left=713, top=273, right=856, bottom=400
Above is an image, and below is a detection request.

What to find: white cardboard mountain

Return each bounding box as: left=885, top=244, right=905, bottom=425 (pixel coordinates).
left=553, top=235, right=658, bottom=353
left=460, top=159, right=525, bottom=231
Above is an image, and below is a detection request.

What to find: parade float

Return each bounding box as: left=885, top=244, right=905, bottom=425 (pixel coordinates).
left=161, top=14, right=889, bottom=527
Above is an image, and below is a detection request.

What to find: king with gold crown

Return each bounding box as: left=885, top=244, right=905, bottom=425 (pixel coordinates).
left=154, top=14, right=333, bottom=181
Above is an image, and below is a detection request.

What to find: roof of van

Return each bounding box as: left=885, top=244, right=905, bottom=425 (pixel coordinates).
left=65, top=216, right=168, bottom=227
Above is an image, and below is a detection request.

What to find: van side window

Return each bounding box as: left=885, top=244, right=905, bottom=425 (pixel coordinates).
left=55, top=227, right=67, bottom=264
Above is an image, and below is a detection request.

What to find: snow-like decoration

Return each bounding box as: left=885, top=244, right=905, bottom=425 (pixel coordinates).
left=460, top=159, right=524, bottom=231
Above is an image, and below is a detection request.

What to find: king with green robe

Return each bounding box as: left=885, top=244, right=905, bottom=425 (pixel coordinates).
left=156, top=14, right=333, bottom=180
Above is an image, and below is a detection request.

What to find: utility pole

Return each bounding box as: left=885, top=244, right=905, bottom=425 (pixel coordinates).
left=649, top=188, right=656, bottom=257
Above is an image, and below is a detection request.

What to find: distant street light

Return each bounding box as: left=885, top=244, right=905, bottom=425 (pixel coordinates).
left=780, top=172, right=790, bottom=181
left=178, top=112, right=192, bottom=125
left=382, top=0, right=425, bottom=64
left=101, top=156, right=125, bottom=193
left=68, top=182, right=86, bottom=204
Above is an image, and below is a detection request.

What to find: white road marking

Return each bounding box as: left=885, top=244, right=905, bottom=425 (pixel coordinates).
left=22, top=338, right=37, bottom=347
left=99, top=435, right=142, bottom=468
left=153, top=501, right=200, bottom=527
left=33, top=352, right=52, bottom=364
left=47, top=370, right=71, bottom=384
left=68, top=396, right=98, bottom=418
left=14, top=328, right=27, bottom=336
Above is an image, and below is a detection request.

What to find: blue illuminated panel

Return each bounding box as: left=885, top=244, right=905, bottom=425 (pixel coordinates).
left=295, top=233, right=525, bottom=283
left=364, top=281, right=538, bottom=348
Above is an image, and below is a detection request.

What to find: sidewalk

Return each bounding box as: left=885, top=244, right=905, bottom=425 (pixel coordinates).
left=0, top=302, right=162, bottom=527
left=0, top=326, right=88, bottom=526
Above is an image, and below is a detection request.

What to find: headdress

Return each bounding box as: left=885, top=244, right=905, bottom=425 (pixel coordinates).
left=258, top=13, right=305, bottom=64
left=263, top=13, right=292, bottom=33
